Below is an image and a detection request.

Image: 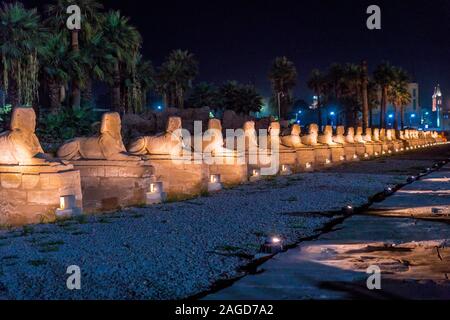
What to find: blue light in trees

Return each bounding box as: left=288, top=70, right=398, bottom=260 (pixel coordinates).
left=411, top=113, right=416, bottom=118
left=330, top=111, right=335, bottom=116
left=388, top=114, right=394, bottom=119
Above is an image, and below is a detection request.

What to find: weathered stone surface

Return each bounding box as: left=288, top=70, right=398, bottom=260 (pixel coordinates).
left=71, top=160, right=155, bottom=213
left=58, top=112, right=140, bottom=161
left=0, top=108, right=83, bottom=226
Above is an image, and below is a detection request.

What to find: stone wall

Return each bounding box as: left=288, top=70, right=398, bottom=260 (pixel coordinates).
left=0, top=166, right=82, bottom=226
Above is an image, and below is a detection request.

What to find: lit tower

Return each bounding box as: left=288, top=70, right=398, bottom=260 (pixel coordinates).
left=432, top=84, right=442, bottom=128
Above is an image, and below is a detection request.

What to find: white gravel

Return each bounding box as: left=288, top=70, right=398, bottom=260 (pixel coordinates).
left=0, top=168, right=418, bottom=300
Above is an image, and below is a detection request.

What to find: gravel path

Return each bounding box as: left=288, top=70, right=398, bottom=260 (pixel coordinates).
left=0, top=148, right=446, bottom=300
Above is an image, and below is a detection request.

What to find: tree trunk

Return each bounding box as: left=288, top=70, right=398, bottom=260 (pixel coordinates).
left=112, top=62, right=121, bottom=112
left=71, top=30, right=81, bottom=110
left=393, top=104, right=399, bottom=130
left=380, top=86, right=387, bottom=128
left=361, top=61, right=369, bottom=130
left=48, top=80, right=61, bottom=113
left=369, top=107, right=373, bottom=128
left=317, top=100, right=323, bottom=132
left=9, top=76, right=20, bottom=109
left=400, top=105, right=405, bottom=129
left=81, top=77, right=93, bottom=107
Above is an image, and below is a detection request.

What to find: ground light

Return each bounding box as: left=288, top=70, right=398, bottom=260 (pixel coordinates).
left=325, top=159, right=331, bottom=165
left=146, top=182, right=167, bottom=205
left=407, top=176, right=417, bottom=183
left=384, top=186, right=394, bottom=195
left=374, top=152, right=379, bottom=156
left=208, top=174, right=222, bottom=192
left=342, top=205, right=354, bottom=215
left=249, top=169, right=262, bottom=182
left=260, top=236, right=284, bottom=254
left=280, top=165, right=292, bottom=176
left=56, top=195, right=82, bottom=218
left=364, top=153, right=369, bottom=159
left=305, top=162, right=312, bottom=170
left=340, top=156, right=345, bottom=161
left=353, top=154, right=358, bottom=160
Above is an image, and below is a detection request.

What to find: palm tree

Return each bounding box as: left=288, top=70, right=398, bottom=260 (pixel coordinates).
left=268, top=56, right=297, bottom=119
left=388, top=67, right=411, bottom=130
left=187, top=82, right=219, bottom=109
left=101, top=10, right=141, bottom=113
left=307, top=69, right=326, bottom=130
left=40, top=33, right=85, bottom=113
left=123, top=54, right=155, bottom=113
left=218, top=81, right=262, bottom=115
left=367, top=80, right=379, bottom=128
left=374, top=62, right=395, bottom=128
left=158, top=50, right=198, bottom=109
left=46, top=0, right=104, bottom=110
left=0, top=2, right=42, bottom=109
left=361, top=60, right=369, bottom=130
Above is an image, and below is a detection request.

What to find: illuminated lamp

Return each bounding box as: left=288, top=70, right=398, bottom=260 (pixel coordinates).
left=208, top=174, right=222, bottom=192
left=280, top=165, right=292, bottom=176
left=249, top=168, right=262, bottom=182
left=260, top=236, right=284, bottom=254
left=146, top=181, right=167, bottom=205
left=56, top=195, right=82, bottom=218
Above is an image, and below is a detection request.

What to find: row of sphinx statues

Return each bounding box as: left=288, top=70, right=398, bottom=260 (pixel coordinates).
left=0, top=107, right=444, bottom=226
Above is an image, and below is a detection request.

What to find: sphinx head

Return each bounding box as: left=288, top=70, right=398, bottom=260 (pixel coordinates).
left=167, top=117, right=182, bottom=133
left=365, top=128, right=372, bottom=136
left=336, top=126, right=345, bottom=136
left=291, top=124, right=301, bottom=136
left=309, top=123, right=319, bottom=135
left=347, top=127, right=355, bottom=136
left=208, top=119, right=222, bottom=131
left=356, top=127, right=363, bottom=135
left=269, top=122, right=281, bottom=137
left=11, top=107, right=36, bottom=133
left=243, top=121, right=256, bottom=133
left=101, top=112, right=122, bottom=138
left=323, top=125, right=333, bottom=136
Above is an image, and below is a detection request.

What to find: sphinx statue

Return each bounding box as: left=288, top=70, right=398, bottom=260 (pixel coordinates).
left=386, top=129, right=393, bottom=141
left=0, top=107, right=50, bottom=165
left=268, top=122, right=295, bottom=150
left=301, top=124, right=319, bottom=146
left=128, top=117, right=184, bottom=156
left=373, top=128, right=380, bottom=142
left=333, top=126, right=346, bottom=144
left=364, top=128, right=373, bottom=142
left=243, top=121, right=259, bottom=150
left=318, top=125, right=336, bottom=145
left=281, top=124, right=304, bottom=148
left=58, top=112, right=139, bottom=161
left=346, top=127, right=356, bottom=144
left=202, top=119, right=235, bottom=156
left=354, top=127, right=365, bottom=143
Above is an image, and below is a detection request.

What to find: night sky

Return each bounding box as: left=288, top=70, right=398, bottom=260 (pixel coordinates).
left=22, top=0, right=450, bottom=108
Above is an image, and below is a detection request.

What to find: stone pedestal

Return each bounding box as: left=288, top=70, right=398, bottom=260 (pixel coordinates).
left=372, top=142, right=383, bottom=155
left=295, top=147, right=316, bottom=171
left=277, top=149, right=299, bottom=173
left=354, top=143, right=366, bottom=157
left=0, top=164, right=82, bottom=226
left=329, top=145, right=346, bottom=163
left=313, top=145, right=332, bottom=167
left=71, top=160, right=154, bottom=213
left=206, top=153, right=248, bottom=187
left=148, top=155, right=210, bottom=200
left=364, top=143, right=375, bottom=157
left=343, top=144, right=359, bottom=161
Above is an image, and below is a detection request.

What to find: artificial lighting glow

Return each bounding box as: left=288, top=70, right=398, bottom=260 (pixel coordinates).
left=59, top=195, right=76, bottom=210
left=271, top=237, right=282, bottom=244
left=157, top=105, right=162, bottom=110
left=364, top=153, right=369, bottom=158
left=252, top=169, right=260, bottom=177
left=382, top=151, right=386, bottom=155
left=388, top=150, right=392, bottom=154
left=330, top=111, right=335, bottom=116
left=375, top=152, right=379, bottom=156
left=325, top=159, right=331, bottom=164
left=395, top=149, right=399, bottom=152
left=411, top=114, right=416, bottom=118
left=340, top=156, right=345, bottom=161
left=150, top=182, right=163, bottom=194
left=388, top=114, right=394, bottom=119
left=305, top=162, right=312, bottom=169
left=210, top=174, right=220, bottom=183
left=353, top=154, right=358, bottom=159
